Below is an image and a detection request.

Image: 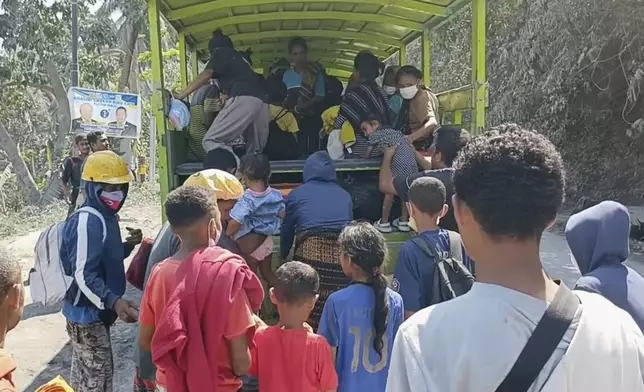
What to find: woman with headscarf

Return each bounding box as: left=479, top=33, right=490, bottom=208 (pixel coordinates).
left=282, top=37, right=326, bottom=154
left=334, top=51, right=389, bottom=158
left=174, top=29, right=269, bottom=165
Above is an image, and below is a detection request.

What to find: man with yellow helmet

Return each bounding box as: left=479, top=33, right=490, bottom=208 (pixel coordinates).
left=59, top=150, right=143, bottom=392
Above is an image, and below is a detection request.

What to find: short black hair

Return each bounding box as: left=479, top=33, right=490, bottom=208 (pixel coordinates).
left=86, top=131, right=105, bottom=145
left=408, top=177, right=446, bottom=215
left=288, top=37, right=307, bottom=54
left=203, top=148, right=238, bottom=173
left=396, top=65, right=423, bottom=81
left=453, top=124, right=565, bottom=239
left=0, top=247, right=20, bottom=299
left=165, top=185, right=218, bottom=228
left=240, top=153, right=271, bottom=185
left=116, top=106, right=127, bottom=113
left=433, top=126, right=471, bottom=167
left=274, top=261, right=319, bottom=305
left=354, top=51, right=384, bottom=82
left=74, top=134, right=86, bottom=144
left=265, top=73, right=288, bottom=104
left=383, top=65, right=400, bottom=85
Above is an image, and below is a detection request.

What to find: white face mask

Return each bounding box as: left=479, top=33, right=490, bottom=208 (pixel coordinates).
left=383, top=86, right=397, bottom=96
left=400, top=85, right=419, bottom=100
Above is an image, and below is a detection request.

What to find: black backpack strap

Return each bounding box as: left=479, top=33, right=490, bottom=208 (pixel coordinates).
left=495, top=283, right=580, bottom=392
left=446, top=230, right=462, bottom=260
left=274, top=108, right=289, bottom=122
left=411, top=235, right=444, bottom=263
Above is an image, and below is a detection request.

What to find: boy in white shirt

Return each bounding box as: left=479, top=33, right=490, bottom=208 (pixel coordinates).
left=387, top=124, right=644, bottom=392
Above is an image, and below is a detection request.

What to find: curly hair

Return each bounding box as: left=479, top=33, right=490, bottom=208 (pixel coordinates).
left=453, top=124, right=565, bottom=239
left=165, top=185, right=219, bottom=229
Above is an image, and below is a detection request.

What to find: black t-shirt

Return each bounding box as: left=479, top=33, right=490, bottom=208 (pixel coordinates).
left=206, top=47, right=267, bottom=102
left=393, top=168, right=458, bottom=232
left=62, top=156, right=84, bottom=188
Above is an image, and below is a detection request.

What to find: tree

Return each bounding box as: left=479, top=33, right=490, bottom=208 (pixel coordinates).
left=0, top=0, right=120, bottom=208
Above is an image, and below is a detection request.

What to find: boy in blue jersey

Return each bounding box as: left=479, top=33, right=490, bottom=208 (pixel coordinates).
left=392, top=176, right=472, bottom=319
left=318, top=222, right=404, bottom=392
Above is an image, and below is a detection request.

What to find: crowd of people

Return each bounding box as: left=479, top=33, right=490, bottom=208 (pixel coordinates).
left=3, top=27, right=644, bottom=392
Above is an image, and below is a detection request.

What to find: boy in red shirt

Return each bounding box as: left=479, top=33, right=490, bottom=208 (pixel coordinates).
left=139, top=185, right=262, bottom=392
left=250, top=261, right=338, bottom=392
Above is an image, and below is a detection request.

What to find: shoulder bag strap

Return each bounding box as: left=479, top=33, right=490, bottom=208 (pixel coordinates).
left=446, top=230, right=462, bottom=260
left=495, top=283, right=580, bottom=392
left=76, top=206, right=107, bottom=244
left=411, top=235, right=456, bottom=301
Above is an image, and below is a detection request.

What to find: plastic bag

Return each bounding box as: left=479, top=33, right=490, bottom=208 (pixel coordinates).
left=327, top=129, right=344, bottom=160
left=168, top=98, right=190, bottom=130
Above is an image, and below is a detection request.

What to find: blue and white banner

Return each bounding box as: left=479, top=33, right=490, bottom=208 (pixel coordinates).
left=68, top=87, right=142, bottom=139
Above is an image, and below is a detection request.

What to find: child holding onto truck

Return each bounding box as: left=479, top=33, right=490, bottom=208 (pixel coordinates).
left=361, top=115, right=418, bottom=233
left=318, top=221, right=404, bottom=392
left=249, top=261, right=338, bottom=392
left=227, top=153, right=284, bottom=289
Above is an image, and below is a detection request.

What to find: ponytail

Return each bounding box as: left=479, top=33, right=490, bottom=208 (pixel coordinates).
left=370, top=273, right=389, bottom=358
left=337, top=221, right=390, bottom=359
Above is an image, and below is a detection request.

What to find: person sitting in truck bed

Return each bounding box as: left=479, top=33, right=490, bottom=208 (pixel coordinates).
left=262, top=74, right=300, bottom=161
left=280, top=151, right=353, bottom=329
left=334, top=51, right=389, bottom=158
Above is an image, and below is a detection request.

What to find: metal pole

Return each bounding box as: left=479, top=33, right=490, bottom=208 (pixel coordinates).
left=71, top=0, right=79, bottom=87
left=149, top=116, right=157, bottom=184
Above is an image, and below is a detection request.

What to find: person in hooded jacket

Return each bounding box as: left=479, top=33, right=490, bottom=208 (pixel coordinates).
left=280, top=151, right=353, bottom=329
left=566, top=200, right=644, bottom=332
left=60, top=150, right=142, bottom=392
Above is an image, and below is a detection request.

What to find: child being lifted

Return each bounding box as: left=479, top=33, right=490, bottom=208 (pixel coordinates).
left=227, top=153, right=285, bottom=288
left=362, top=115, right=419, bottom=233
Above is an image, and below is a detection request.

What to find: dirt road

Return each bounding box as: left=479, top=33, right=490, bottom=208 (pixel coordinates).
left=3, top=199, right=644, bottom=391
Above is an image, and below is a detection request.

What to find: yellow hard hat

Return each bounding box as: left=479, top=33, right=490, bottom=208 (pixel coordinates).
left=81, top=150, right=131, bottom=184
left=183, top=169, right=243, bottom=200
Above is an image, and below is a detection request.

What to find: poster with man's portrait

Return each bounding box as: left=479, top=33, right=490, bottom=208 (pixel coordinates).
left=68, top=87, right=142, bottom=139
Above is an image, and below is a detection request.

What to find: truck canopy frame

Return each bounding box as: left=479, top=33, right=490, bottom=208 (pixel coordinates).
left=147, top=0, right=488, bottom=208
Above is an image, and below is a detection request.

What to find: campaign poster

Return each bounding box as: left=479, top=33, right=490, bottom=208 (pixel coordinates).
left=68, top=87, right=142, bottom=139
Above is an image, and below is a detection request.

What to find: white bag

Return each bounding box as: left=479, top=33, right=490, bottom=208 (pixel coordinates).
left=327, top=129, right=345, bottom=160
left=29, top=206, right=106, bottom=306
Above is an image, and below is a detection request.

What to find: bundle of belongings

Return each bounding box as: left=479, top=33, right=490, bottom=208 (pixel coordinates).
left=321, top=106, right=357, bottom=159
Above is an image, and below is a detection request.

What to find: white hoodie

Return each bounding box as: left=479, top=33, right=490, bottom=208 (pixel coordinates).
left=386, top=283, right=644, bottom=392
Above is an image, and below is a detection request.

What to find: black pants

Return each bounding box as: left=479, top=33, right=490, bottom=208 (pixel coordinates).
left=67, top=187, right=80, bottom=218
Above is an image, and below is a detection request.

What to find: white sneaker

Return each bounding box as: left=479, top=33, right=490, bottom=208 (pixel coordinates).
left=374, top=220, right=393, bottom=233
left=393, top=218, right=411, bottom=232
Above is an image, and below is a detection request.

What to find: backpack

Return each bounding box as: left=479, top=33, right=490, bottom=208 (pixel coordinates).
left=263, top=109, right=301, bottom=160
left=29, top=206, right=107, bottom=306
left=411, top=230, right=474, bottom=305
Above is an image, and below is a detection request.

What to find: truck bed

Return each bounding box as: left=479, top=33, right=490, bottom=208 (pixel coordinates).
left=175, top=158, right=383, bottom=176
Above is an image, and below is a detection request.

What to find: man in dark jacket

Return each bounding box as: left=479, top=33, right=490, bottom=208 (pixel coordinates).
left=61, top=150, right=142, bottom=392
left=280, top=151, right=353, bottom=260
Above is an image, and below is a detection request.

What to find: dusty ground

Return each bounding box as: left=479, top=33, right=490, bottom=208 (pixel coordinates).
left=0, top=197, right=163, bottom=392
left=2, top=196, right=644, bottom=392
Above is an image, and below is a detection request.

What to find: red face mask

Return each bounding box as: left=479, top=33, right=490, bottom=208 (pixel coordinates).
left=100, top=190, right=124, bottom=211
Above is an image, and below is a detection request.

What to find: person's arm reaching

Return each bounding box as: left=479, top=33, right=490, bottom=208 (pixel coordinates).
left=406, top=117, right=438, bottom=144
left=174, top=69, right=214, bottom=100
left=280, top=193, right=298, bottom=260
left=413, top=148, right=433, bottom=171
